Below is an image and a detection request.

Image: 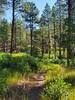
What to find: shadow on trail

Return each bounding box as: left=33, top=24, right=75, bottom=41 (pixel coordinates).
left=28, top=86, right=44, bottom=100
left=0, top=71, right=46, bottom=100
left=0, top=85, right=44, bottom=100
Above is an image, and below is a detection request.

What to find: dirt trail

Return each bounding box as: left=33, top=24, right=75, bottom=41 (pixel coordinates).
left=7, top=71, right=46, bottom=100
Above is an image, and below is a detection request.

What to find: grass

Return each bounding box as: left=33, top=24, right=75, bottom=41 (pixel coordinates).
left=40, top=62, right=75, bottom=100
left=0, top=52, right=42, bottom=94
left=39, top=62, right=75, bottom=83
left=0, top=52, right=75, bottom=99
left=39, top=63, right=65, bottom=81
left=6, top=72, right=22, bottom=85
left=68, top=88, right=75, bottom=100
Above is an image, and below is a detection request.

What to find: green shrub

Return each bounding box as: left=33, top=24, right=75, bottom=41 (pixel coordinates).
left=0, top=68, right=9, bottom=94
left=27, top=56, right=38, bottom=72
left=0, top=79, right=8, bottom=94
left=0, top=53, right=12, bottom=67
left=64, top=70, right=75, bottom=86
left=32, top=47, right=41, bottom=57
left=0, top=53, right=39, bottom=74
left=40, top=58, right=51, bottom=64
left=50, top=58, right=66, bottom=64
left=40, top=56, right=66, bottom=65
left=41, top=79, right=71, bottom=100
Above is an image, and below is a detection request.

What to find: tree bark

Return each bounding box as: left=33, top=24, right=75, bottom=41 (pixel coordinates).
left=14, top=23, right=16, bottom=52
left=58, top=1, right=62, bottom=59
left=53, top=22, right=56, bottom=59
left=10, top=0, right=15, bottom=53
left=67, top=0, right=72, bottom=66
left=48, top=23, right=51, bottom=58
left=30, top=23, right=33, bottom=56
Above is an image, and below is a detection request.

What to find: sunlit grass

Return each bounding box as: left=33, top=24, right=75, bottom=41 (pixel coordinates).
left=39, top=63, right=65, bottom=81
left=68, top=87, right=75, bottom=100
left=0, top=52, right=75, bottom=99
left=45, top=64, right=65, bottom=81
left=12, top=53, right=29, bottom=57
left=64, top=69, right=75, bottom=78
left=6, top=72, right=22, bottom=85
left=39, top=62, right=75, bottom=86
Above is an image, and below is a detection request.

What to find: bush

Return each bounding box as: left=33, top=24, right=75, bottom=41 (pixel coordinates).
left=0, top=79, right=8, bottom=94
left=41, top=79, right=71, bottom=100
left=27, top=55, right=38, bottom=72
left=0, top=53, right=12, bottom=67
left=40, top=55, right=66, bottom=65
left=0, top=53, right=39, bottom=74
left=32, top=47, right=41, bottom=57
left=0, top=53, right=38, bottom=95
left=64, top=70, right=75, bottom=86
left=0, top=68, right=9, bottom=94
left=50, top=58, right=66, bottom=64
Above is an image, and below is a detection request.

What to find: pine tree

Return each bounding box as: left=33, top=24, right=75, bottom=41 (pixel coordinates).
left=0, top=0, right=7, bottom=15
left=8, top=0, right=22, bottom=53
left=51, top=6, right=57, bottom=59
left=21, top=2, right=39, bottom=55
left=41, top=3, right=51, bottom=58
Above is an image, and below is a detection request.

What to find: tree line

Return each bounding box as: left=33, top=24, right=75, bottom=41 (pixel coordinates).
left=0, top=0, right=75, bottom=66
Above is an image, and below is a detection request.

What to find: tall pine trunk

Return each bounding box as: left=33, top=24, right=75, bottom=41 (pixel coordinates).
left=67, top=0, right=72, bottom=66
left=41, top=27, right=44, bottom=58
left=53, top=22, right=56, bottom=59
left=10, top=0, right=15, bottom=53
left=14, top=23, right=16, bottom=52
left=2, top=40, right=6, bottom=52
left=30, top=25, right=33, bottom=56
left=59, top=5, right=62, bottom=59
left=48, top=23, right=51, bottom=58
left=41, top=33, right=44, bottom=58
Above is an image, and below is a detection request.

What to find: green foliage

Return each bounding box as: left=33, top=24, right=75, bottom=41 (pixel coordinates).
left=0, top=68, right=9, bottom=94
left=39, top=63, right=65, bottom=81
left=41, top=79, right=71, bottom=100
left=41, top=3, right=51, bottom=25
left=0, top=53, right=12, bottom=67
left=0, top=19, right=8, bottom=41
left=40, top=57, right=66, bottom=65
left=32, top=47, right=41, bottom=57
left=0, top=79, right=8, bottom=94
left=64, top=70, right=75, bottom=86
left=21, top=2, right=39, bottom=26
left=0, top=52, right=40, bottom=94
left=68, top=88, right=75, bottom=100
left=0, top=53, right=38, bottom=74
left=12, top=53, right=38, bottom=72
left=6, top=71, right=22, bottom=85
left=27, top=55, right=38, bottom=72
left=0, top=0, right=7, bottom=14
left=50, top=58, right=66, bottom=64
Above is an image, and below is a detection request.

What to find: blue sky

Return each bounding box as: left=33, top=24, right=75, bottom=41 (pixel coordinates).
left=5, top=0, right=56, bottom=22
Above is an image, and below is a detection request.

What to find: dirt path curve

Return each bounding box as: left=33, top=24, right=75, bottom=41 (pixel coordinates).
left=9, top=71, right=46, bottom=100
left=26, top=72, right=46, bottom=100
